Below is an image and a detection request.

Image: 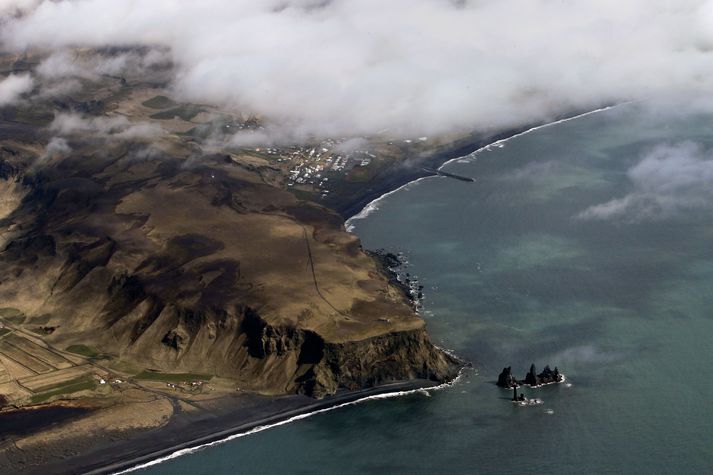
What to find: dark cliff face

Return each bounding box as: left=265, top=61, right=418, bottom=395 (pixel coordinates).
left=246, top=316, right=462, bottom=397
left=316, top=329, right=460, bottom=396
left=496, top=366, right=518, bottom=388
left=233, top=307, right=460, bottom=398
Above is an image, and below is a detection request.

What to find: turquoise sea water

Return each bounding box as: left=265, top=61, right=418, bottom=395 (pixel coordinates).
left=140, top=105, right=713, bottom=474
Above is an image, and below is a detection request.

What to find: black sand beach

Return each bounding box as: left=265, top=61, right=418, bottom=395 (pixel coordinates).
left=11, top=380, right=446, bottom=475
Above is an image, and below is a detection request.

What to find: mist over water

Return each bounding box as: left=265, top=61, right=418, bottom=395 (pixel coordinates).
left=138, top=104, right=713, bottom=474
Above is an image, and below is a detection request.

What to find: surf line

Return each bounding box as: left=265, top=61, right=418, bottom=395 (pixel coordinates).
left=112, top=370, right=467, bottom=475
left=344, top=175, right=434, bottom=233
left=345, top=102, right=630, bottom=232
left=438, top=103, right=629, bottom=170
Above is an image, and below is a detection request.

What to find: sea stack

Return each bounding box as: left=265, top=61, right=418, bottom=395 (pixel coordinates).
left=522, top=364, right=564, bottom=387
left=536, top=365, right=563, bottom=385
left=497, top=366, right=519, bottom=388
left=524, top=364, right=539, bottom=386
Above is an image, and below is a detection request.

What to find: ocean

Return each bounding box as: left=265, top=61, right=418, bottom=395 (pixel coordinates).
left=136, top=104, right=713, bottom=474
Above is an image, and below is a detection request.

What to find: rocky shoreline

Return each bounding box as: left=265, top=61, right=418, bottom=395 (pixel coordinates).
left=368, top=250, right=425, bottom=311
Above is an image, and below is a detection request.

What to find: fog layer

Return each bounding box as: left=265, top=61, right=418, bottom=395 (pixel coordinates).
left=3, top=0, right=713, bottom=138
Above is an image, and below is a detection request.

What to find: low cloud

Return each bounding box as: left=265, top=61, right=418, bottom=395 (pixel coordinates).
left=578, top=142, right=713, bottom=221
left=35, top=49, right=170, bottom=81
left=550, top=344, right=622, bottom=366
left=37, top=136, right=71, bottom=164
left=0, top=0, right=40, bottom=16
left=2, top=1, right=713, bottom=139
left=49, top=113, right=165, bottom=141
left=0, top=73, right=34, bottom=106
left=508, top=161, right=560, bottom=181
left=334, top=138, right=369, bottom=154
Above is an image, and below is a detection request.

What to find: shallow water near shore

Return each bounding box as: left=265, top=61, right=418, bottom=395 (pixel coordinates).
left=138, top=104, right=713, bottom=474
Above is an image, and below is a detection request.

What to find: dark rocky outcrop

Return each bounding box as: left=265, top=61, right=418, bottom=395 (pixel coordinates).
left=536, top=365, right=561, bottom=386
left=368, top=249, right=411, bottom=301
left=496, top=366, right=518, bottom=388
left=524, top=363, right=539, bottom=386
left=309, top=329, right=460, bottom=397
left=161, top=328, right=188, bottom=351
left=525, top=364, right=563, bottom=386
left=498, top=363, right=564, bottom=388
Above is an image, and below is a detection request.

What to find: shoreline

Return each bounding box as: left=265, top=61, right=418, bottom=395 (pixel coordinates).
left=436, top=104, right=624, bottom=172
left=344, top=103, right=626, bottom=230
left=86, top=374, right=465, bottom=475
left=106, top=374, right=465, bottom=475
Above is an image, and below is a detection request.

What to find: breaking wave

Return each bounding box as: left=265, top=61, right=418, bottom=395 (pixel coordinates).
left=345, top=104, right=627, bottom=234
left=113, top=369, right=467, bottom=474
left=345, top=176, right=434, bottom=232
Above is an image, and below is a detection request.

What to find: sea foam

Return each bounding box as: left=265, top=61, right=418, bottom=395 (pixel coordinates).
left=113, top=369, right=468, bottom=474
left=345, top=176, right=435, bottom=232
left=346, top=103, right=627, bottom=234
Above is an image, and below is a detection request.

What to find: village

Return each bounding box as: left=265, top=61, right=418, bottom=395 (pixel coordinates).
left=249, top=135, right=430, bottom=200
left=252, top=139, right=377, bottom=198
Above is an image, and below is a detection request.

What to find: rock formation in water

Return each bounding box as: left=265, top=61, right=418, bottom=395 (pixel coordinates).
left=524, top=364, right=539, bottom=386
left=525, top=364, right=563, bottom=386
left=496, top=366, right=518, bottom=388
left=498, top=363, right=564, bottom=388
left=536, top=365, right=562, bottom=385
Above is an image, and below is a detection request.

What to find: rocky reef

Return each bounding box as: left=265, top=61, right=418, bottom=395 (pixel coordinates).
left=496, top=364, right=564, bottom=388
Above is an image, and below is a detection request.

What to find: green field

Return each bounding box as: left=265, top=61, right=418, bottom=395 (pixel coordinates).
left=133, top=370, right=212, bottom=382
left=66, top=344, right=100, bottom=358
left=30, top=377, right=97, bottom=404
left=0, top=328, right=10, bottom=337
left=142, top=95, right=178, bottom=109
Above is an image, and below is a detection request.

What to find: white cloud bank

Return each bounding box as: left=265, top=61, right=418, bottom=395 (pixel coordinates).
left=3, top=1, right=713, bottom=138
left=578, top=142, right=713, bottom=221
left=0, top=0, right=40, bottom=16
left=0, top=73, right=33, bottom=106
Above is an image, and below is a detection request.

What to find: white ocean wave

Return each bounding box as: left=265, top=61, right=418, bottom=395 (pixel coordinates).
left=344, top=176, right=435, bottom=232
left=346, top=104, right=628, bottom=234
left=113, top=369, right=467, bottom=474
left=438, top=104, right=630, bottom=171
